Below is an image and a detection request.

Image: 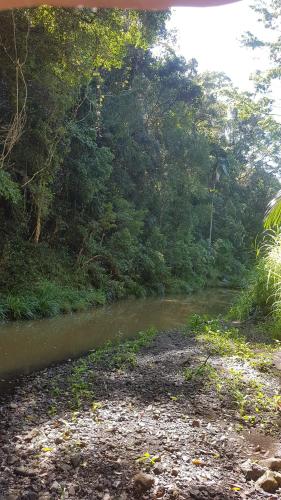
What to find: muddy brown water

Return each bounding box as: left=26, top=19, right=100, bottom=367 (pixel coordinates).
left=0, top=288, right=236, bottom=382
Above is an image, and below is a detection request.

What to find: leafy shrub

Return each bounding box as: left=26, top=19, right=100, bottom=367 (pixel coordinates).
left=230, top=230, right=281, bottom=323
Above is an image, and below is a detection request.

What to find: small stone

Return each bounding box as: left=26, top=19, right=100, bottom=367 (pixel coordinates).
left=117, top=494, right=127, bottom=500
left=167, top=485, right=180, bottom=497
left=107, top=426, right=117, bottom=433
left=153, top=464, right=164, bottom=475
left=50, top=481, right=60, bottom=492
left=57, top=463, right=72, bottom=473
left=240, top=459, right=266, bottom=481
left=259, top=458, right=281, bottom=472
left=191, top=419, right=201, bottom=428
left=256, top=470, right=279, bottom=493
left=14, top=467, right=36, bottom=477
left=68, top=485, right=76, bottom=496
left=22, top=492, right=38, bottom=500
left=171, top=468, right=179, bottom=477
left=70, top=453, right=81, bottom=468
left=102, top=494, right=111, bottom=500
left=7, top=455, right=19, bottom=465
left=155, top=486, right=165, bottom=498
left=25, top=429, right=39, bottom=442
left=133, top=472, right=155, bottom=491
left=274, top=472, right=281, bottom=486
left=190, top=490, right=201, bottom=499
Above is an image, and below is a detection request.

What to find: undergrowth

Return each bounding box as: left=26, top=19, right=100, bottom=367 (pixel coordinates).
left=229, top=230, right=281, bottom=340
left=0, top=281, right=106, bottom=321
left=50, top=327, right=157, bottom=410
left=184, top=315, right=281, bottom=430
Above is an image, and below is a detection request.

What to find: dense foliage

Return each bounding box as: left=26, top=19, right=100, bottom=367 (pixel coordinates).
left=0, top=7, right=280, bottom=319
left=231, top=0, right=281, bottom=329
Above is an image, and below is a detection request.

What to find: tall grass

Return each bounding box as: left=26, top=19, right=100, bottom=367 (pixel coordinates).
left=230, top=230, right=281, bottom=333
left=0, top=281, right=106, bottom=321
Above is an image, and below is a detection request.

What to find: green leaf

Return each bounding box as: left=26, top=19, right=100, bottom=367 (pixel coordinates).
left=0, top=170, right=20, bottom=204
left=264, top=190, right=281, bottom=228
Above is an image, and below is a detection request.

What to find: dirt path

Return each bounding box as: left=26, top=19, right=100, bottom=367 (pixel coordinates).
left=0, top=327, right=280, bottom=500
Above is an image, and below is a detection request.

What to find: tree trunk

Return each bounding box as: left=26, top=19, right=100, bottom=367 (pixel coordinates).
left=208, top=179, right=216, bottom=251
left=208, top=193, right=214, bottom=250
left=34, top=204, right=41, bottom=244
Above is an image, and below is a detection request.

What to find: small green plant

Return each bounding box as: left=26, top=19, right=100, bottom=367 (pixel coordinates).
left=250, top=355, right=273, bottom=372
left=136, top=452, right=160, bottom=467
left=184, top=361, right=218, bottom=384
left=52, top=387, right=61, bottom=397
left=68, top=361, right=95, bottom=408
left=112, top=350, right=137, bottom=368
left=48, top=404, right=57, bottom=416
left=92, top=402, right=102, bottom=412
left=215, top=367, right=281, bottom=428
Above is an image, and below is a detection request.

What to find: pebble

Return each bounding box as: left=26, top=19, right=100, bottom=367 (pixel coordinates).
left=50, top=481, right=61, bottom=492
left=68, top=485, right=76, bottom=495
left=191, top=419, right=201, bottom=428
left=133, top=472, right=155, bottom=491
left=7, top=455, right=18, bottom=465
left=240, top=459, right=266, bottom=481
left=153, top=464, right=164, bottom=475
left=70, top=453, right=81, bottom=468
left=155, top=486, right=166, bottom=497
left=256, top=470, right=279, bottom=493
left=259, top=457, right=281, bottom=471
left=14, top=467, right=36, bottom=477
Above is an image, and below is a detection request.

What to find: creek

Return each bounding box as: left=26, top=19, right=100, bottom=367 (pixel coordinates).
left=0, top=288, right=236, bottom=381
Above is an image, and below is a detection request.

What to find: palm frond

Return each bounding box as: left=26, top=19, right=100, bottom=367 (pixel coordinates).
left=264, top=190, right=281, bottom=229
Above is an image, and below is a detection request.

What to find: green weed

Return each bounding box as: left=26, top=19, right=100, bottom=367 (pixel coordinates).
left=184, top=361, right=218, bottom=383
left=136, top=452, right=160, bottom=467
left=187, top=315, right=254, bottom=359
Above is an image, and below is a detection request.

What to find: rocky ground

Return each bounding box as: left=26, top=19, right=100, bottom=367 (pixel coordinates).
left=0, top=325, right=281, bottom=500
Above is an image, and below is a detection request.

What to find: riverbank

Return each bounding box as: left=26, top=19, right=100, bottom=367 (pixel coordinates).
left=0, top=319, right=280, bottom=499
left=0, top=247, right=240, bottom=322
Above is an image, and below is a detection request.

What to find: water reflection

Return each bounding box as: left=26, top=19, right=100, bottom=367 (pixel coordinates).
left=0, top=288, right=236, bottom=379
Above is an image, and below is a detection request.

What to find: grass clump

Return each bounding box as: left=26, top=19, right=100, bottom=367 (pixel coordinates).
left=230, top=230, right=281, bottom=339
left=219, top=369, right=281, bottom=429
left=184, top=361, right=218, bottom=384
left=0, top=281, right=106, bottom=321
left=187, top=314, right=254, bottom=359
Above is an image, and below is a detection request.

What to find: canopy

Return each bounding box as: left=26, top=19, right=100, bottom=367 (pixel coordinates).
left=0, top=0, right=241, bottom=10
